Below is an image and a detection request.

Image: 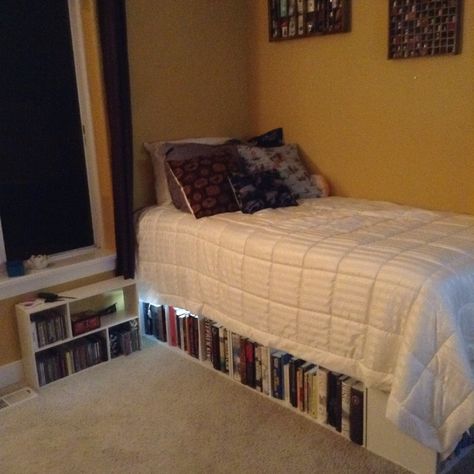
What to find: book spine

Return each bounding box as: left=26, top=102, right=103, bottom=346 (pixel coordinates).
left=309, top=368, right=319, bottom=418
left=231, top=332, right=241, bottom=382
left=168, top=306, right=177, bottom=346
left=317, top=368, right=328, bottom=424
left=239, top=337, right=247, bottom=385
left=219, top=326, right=226, bottom=371
left=223, top=328, right=230, bottom=373
left=283, top=358, right=290, bottom=402
left=245, top=340, right=255, bottom=388
left=255, top=345, right=262, bottom=392
left=271, top=352, right=283, bottom=399
left=211, top=324, right=220, bottom=370
left=350, top=383, right=365, bottom=446
left=261, top=346, right=270, bottom=395
left=327, top=371, right=341, bottom=430
left=341, top=377, right=353, bottom=439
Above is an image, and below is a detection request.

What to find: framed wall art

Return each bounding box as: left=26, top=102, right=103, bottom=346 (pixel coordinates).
left=388, top=0, right=463, bottom=59
left=268, top=0, right=351, bottom=42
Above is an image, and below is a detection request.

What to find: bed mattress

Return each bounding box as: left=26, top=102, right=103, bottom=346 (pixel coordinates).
left=137, top=196, right=474, bottom=457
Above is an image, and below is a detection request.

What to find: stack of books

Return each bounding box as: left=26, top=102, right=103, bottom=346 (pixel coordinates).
left=31, top=309, right=67, bottom=348
left=36, top=334, right=105, bottom=386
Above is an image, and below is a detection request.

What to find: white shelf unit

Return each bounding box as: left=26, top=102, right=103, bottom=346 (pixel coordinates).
left=141, top=303, right=474, bottom=474
left=16, top=277, right=140, bottom=390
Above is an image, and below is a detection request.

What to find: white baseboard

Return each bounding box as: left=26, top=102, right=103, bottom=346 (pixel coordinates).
left=0, top=360, right=24, bottom=389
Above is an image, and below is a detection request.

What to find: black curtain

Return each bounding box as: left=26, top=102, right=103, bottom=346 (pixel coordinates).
left=97, top=0, right=135, bottom=278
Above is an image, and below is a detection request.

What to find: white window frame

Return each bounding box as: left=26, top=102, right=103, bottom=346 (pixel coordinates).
left=0, top=1, right=113, bottom=298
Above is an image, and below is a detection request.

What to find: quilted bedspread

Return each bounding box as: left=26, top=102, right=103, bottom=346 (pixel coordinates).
left=137, top=197, right=474, bottom=457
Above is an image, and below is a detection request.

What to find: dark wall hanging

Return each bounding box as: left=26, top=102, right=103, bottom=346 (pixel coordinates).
left=268, top=0, right=351, bottom=41
left=388, top=0, right=463, bottom=59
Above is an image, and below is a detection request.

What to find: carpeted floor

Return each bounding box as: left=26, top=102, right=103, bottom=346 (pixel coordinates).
left=0, top=341, right=467, bottom=473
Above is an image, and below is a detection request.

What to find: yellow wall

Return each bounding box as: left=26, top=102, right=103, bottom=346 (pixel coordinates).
left=247, top=1, right=474, bottom=214
left=126, top=0, right=250, bottom=210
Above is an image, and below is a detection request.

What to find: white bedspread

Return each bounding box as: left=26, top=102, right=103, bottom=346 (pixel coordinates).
left=137, top=197, right=474, bottom=457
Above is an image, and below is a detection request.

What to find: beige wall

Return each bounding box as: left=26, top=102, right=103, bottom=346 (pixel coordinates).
left=246, top=1, right=474, bottom=214
left=126, top=0, right=251, bottom=210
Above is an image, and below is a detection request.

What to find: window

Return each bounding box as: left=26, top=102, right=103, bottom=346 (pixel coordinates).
left=0, top=0, right=101, bottom=267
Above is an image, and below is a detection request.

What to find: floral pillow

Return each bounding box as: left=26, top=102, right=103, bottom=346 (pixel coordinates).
left=229, top=170, right=297, bottom=214
left=237, top=144, right=322, bottom=199
left=166, top=153, right=241, bottom=218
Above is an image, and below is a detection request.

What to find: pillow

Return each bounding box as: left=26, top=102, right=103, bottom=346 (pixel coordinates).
left=164, top=144, right=243, bottom=213
left=229, top=170, right=297, bottom=214
left=166, top=153, right=241, bottom=218
left=237, top=144, right=322, bottom=199
left=144, top=137, right=232, bottom=205
left=311, top=174, right=330, bottom=197
left=247, top=128, right=284, bottom=148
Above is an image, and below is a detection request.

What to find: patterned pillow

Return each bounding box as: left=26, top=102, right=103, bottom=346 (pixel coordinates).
left=166, top=153, right=241, bottom=218
left=229, top=170, right=297, bottom=214
left=165, top=144, right=242, bottom=213
left=237, top=144, right=322, bottom=199
left=144, top=137, right=233, bottom=205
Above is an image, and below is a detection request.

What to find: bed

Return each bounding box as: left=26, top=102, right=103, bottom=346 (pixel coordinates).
left=137, top=136, right=474, bottom=461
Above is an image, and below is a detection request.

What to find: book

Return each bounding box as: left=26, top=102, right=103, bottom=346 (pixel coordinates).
left=260, top=346, right=270, bottom=395
left=271, top=351, right=292, bottom=399
left=307, top=366, right=319, bottom=418
left=167, top=306, right=177, bottom=346
left=255, top=345, right=262, bottom=392
left=327, top=371, right=342, bottom=431
left=350, top=382, right=365, bottom=445
left=341, top=377, right=356, bottom=439
left=142, top=302, right=153, bottom=335
left=245, top=340, right=256, bottom=388
left=289, top=358, right=305, bottom=407
left=317, top=367, right=329, bottom=424
left=283, top=356, right=291, bottom=402
left=231, top=332, right=241, bottom=382
left=239, top=337, right=247, bottom=385
left=203, top=318, right=213, bottom=362
left=297, top=362, right=315, bottom=411
left=210, top=323, right=221, bottom=370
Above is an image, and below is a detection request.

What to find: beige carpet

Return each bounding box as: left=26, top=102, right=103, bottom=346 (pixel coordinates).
left=0, top=341, right=466, bottom=473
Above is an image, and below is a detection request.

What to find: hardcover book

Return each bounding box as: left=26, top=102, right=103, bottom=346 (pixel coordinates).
left=167, top=306, right=177, bottom=346
left=350, top=382, right=365, bottom=446
left=341, top=377, right=355, bottom=439
left=327, top=371, right=342, bottom=431
left=317, top=367, right=329, bottom=424
left=271, top=351, right=292, bottom=399
left=231, top=332, right=241, bottom=382
left=289, top=358, right=305, bottom=407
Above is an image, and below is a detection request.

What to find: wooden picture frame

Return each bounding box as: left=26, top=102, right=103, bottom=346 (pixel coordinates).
left=268, top=0, right=351, bottom=42
left=388, top=0, right=463, bottom=59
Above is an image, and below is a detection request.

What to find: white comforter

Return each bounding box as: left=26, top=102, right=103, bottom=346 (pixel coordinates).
left=137, top=197, right=474, bottom=457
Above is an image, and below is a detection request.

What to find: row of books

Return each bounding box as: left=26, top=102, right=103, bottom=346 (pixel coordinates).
left=109, top=320, right=141, bottom=358
left=145, top=304, right=364, bottom=445
left=31, top=309, right=67, bottom=349
left=36, top=335, right=105, bottom=386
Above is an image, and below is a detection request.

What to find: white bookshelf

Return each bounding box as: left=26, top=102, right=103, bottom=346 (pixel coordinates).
left=16, top=277, right=140, bottom=389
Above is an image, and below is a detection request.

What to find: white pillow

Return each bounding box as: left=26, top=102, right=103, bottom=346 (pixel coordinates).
left=144, top=137, right=232, bottom=205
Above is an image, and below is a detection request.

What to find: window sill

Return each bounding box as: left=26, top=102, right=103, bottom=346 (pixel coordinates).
left=0, top=249, right=116, bottom=300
